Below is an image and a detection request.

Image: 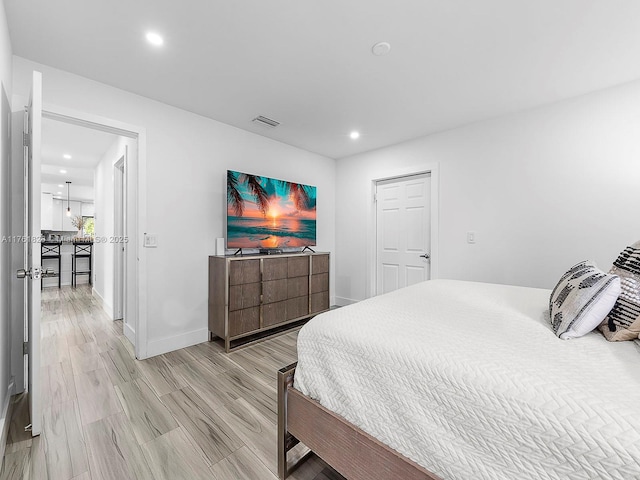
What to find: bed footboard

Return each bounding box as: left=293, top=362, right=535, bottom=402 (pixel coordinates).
left=278, top=362, right=309, bottom=479
left=277, top=363, right=442, bottom=480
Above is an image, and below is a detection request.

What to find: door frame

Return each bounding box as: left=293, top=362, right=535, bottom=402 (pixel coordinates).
left=113, top=155, right=126, bottom=325
left=41, top=104, right=148, bottom=360
left=368, top=165, right=439, bottom=299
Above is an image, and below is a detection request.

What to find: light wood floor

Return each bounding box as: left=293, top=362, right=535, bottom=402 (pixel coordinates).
left=0, top=286, right=343, bottom=480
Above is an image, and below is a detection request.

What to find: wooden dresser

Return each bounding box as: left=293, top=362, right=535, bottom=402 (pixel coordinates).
left=209, top=252, right=330, bottom=351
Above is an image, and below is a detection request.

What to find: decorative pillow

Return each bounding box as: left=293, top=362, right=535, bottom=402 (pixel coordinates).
left=549, top=261, right=621, bottom=340
left=599, top=241, right=640, bottom=341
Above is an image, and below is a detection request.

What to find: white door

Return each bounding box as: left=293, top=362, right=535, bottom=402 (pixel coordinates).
left=20, top=71, right=42, bottom=436
left=376, top=173, right=431, bottom=295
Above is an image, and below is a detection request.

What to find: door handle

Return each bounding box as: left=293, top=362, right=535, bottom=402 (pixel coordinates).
left=16, top=267, right=42, bottom=279
left=419, top=253, right=430, bottom=260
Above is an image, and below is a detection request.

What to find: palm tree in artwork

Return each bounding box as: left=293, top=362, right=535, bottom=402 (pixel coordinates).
left=227, top=171, right=270, bottom=217
left=227, top=170, right=244, bottom=216
left=281, top=181, right=313, bottom=211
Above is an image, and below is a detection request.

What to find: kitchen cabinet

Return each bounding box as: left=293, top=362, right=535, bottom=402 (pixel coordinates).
left=52, top=198, right=63, bottom=230
left=82, top=203, right=95, bottom=216
left=41, top=193, right=53, bottom=230
left=44, top=200, right=95, bottom=232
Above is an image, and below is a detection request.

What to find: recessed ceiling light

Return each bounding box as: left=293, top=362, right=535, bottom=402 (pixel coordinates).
left=146, top=32, right=164, bottom=47
left=350, top=131, right=360, bottom=140
left=58, top=184, right=63, bottom=188
left=59, top=169, right=67, bottom=174
left=63, top=154, right=72, bottom=159
left=372, top=42, right=391, bottom=56
left=57, top=192, right=62, bottom=195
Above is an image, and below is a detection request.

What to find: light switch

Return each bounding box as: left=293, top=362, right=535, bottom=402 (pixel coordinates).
left=467, top=231, right=476, bottom=244
left=144, top=233, right=158, bottom=248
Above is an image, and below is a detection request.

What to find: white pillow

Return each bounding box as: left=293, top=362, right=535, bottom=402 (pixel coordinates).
left=549, top=261, right=621, bottom=340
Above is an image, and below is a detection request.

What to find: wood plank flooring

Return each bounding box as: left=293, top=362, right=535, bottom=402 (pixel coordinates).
left=1, top=286, right=343, bottom=480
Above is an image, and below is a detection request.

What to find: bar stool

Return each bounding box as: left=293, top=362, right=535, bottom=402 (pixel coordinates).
left=72, top=241, right=93, bottom=287
left=41, top=242, right=61, bottom=289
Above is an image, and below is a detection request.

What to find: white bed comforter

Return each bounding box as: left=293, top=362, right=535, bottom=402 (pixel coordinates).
left=294, top=280, right=640, bottom=480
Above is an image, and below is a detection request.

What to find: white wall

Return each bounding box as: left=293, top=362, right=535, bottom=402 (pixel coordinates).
left=93, top=136, right=128, bottom=317
left=12, top=56, right=337, bottom=358
left=336, top=80, right=640, bottom=303
left=0, top=0, right=14, bottom=450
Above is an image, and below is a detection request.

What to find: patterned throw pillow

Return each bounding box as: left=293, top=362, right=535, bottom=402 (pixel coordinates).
left=549, top=261, right=621, bottom=340
left=599, top=241, right=640, bottom=341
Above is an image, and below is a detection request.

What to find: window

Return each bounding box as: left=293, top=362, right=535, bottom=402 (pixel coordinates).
left=83, top=216, right=95, bottom=237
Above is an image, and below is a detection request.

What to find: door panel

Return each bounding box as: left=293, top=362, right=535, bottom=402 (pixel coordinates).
left=25, top=71, right=43, bottom=436
left=376, top=174, right=431, bottom=295
left=406, top=206, right=426, bottom=251
left=382, top=264, right=399, bottom=293
left=382, top=209, right=400, bottom=251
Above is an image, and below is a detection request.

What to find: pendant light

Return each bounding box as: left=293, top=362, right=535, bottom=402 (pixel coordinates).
left=66, top=181, right=72, bottom=217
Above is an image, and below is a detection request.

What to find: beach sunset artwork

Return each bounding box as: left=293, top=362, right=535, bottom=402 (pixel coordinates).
left=226, top=170, right=317, bottom=248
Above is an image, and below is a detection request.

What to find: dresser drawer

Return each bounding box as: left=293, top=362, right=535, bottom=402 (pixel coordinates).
left=229, top=259, right=260, bottom=285
left=310, top=273, right=329, bottom=294
left=263, top=257, right=288, bottom=281
left=311, top=254, right=329, bottom=274
left=311, top=291, right=329, bottom=314
left=228, top=307, right=260, bottom=336
left=263, top=301, right=287, bottom=328
left=287, top=277, right=309, bottom=299
left=229, top=283, right=261, bottom=311
left=287, top=296, right=309, bottom=320
left=263, top=279, right=288, bottom=304
left=288, top=256, right=309, bottom=277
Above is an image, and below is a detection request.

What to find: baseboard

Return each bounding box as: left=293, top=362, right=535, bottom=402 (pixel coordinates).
left=144, top=328, right=209, bottom=359
left=92, top=288, right=113, bottom=319
left=123, top=322, right=135, bottom=345
left=0, top=379, right=16, bottom=460
left=334, top=296, right=359, bottom=307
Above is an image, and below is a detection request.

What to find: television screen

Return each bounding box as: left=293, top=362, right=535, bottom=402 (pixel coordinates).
left=226, top=170, right=317, bottom=249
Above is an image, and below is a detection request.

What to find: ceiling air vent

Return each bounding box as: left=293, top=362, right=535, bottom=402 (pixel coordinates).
left=252, top=115, right=280, bottom=128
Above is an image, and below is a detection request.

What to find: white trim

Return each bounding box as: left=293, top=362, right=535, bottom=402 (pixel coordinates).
left=40, top=103, right=148, bottom=361
left=0, top=380, right=15, bottom=459
left=113, top=155, right=125, bottom=322
left=92, top=288, right=113, bottom=319
left=136, top=130, right=148, bottom=359
left=334, top=296, right=359, bottom=307
left=123, top=322, right=135, bottom=345
left=368, top=164, right=440, bottom=299
left=145, top=328, right=208, bottom=359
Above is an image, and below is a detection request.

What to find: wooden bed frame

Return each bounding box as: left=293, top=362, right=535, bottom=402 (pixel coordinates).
left=277, top=363, right=442, bottom=480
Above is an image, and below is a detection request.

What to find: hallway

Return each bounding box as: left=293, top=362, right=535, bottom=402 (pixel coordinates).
left=0, top=286, right=338, bottom=480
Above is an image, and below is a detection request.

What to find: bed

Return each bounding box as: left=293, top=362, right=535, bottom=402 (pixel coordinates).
left=277, top=279, right=640, bottom=480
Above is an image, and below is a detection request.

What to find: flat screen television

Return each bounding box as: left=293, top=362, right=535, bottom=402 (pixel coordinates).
left=226, top=170, right=317, bottom=249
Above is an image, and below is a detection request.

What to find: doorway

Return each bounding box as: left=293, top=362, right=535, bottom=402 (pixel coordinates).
left=374, top=171, right=438, bottom=295
left=39, top=113, right=135, bottom=340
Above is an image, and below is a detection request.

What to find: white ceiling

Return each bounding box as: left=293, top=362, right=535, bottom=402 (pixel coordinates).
left=6, top=0, right=640, bottom=159
left=41, top=117, right=119, bottom=201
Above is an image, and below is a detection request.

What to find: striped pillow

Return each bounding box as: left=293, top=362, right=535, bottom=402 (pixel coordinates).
left=549, top=261, right=620, bottom=340
left=599, top=241, right=640, bottom=341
